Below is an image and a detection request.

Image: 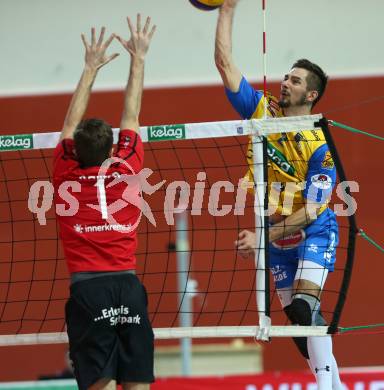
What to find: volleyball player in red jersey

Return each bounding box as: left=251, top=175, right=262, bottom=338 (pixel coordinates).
left=53, top=15, right=156, bottom=390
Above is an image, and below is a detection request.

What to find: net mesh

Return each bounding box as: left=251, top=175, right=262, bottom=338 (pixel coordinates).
left=0, top=116, right=353, bottom=343
left=0, top=147, right=66, bottom=335
left=138, top=135, right=259, bottom=329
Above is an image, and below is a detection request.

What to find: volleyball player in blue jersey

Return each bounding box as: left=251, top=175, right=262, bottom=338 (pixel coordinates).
left=214, top=1, right=343, bottom=388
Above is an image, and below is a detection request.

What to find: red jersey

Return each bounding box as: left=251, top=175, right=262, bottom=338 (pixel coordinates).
left=53, top=130, right=144, bottom=274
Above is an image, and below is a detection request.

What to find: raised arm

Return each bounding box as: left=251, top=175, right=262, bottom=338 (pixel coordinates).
left=60, top=27, right=118, bottom=141
left=115, top=14, right=156, bottom=133
left=214, top=0, right=243, bottom=92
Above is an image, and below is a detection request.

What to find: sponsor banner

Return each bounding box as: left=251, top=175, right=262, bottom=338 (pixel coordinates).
left=0, top=372, right=383, bottom=390
left=0, top=134, right=33, bottom=151
left=147, top=124, right=186, bottom=142
left=152, top=371, right=384, bottom=390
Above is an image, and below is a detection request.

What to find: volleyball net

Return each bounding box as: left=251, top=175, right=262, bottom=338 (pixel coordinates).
left=0, top=114, right=357, bottom=346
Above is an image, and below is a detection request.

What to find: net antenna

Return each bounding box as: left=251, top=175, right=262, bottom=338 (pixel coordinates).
left=175, top=194, right=194, bottom=375
left=0, top=114, right=336, bottom=348
left=262, top=0, right=268, bottom=120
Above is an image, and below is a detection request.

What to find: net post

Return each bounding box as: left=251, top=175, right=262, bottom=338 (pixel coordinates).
left=176, top=206, right=192, bottom=375
left=252, top=134, right=270, bottom=325
left=262, top=137, right=270, bottom=317
left=316, top=117, right=358, bottom=334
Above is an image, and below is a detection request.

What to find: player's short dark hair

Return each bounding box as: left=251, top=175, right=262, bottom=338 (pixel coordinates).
left=74, top=118, right=113, bottom=167
left=291, top=59, right=328, bottom=107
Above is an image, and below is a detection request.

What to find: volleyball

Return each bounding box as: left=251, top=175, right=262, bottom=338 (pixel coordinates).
left=189, top=0, right=225, bottom=11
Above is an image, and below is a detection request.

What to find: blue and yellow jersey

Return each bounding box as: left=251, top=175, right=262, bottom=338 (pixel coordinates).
left=226, top=77, right=336, bottom=216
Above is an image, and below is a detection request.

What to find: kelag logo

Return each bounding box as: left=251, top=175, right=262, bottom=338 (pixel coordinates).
left=0, top=135, right=33, bottom=151
left=148, top=125, right=186, bottom=142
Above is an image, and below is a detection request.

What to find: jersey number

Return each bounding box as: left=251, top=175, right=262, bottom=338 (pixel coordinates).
left=95, top=178, right=108, bottom=219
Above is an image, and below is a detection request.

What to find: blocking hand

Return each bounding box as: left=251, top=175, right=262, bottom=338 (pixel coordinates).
left=81, top=27, right=119, bottom=71
left=115, top=14, right=156, bottom=59
left=222, top=0, right=241, bottom=8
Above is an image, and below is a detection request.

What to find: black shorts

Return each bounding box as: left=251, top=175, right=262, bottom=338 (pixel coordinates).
left=65, top=273, right=154, bottom=389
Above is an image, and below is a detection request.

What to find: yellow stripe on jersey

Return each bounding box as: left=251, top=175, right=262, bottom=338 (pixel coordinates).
left=245, top=93, right=328, bottom=216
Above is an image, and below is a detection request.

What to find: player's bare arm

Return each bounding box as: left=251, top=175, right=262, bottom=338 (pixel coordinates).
left=115, top=14, right=156, bottom=133
left=60, top=27, right=119, bottom=141
left=235, top=204, right=320, bottom=258
left=235, top=229, right=256, bottom=259
left=268, top=205, right=319, bottom=242
left=214, top=0, right=242, bottom=92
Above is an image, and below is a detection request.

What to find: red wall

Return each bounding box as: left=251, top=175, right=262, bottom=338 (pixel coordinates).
left=0, top=76, right=383, bottom=380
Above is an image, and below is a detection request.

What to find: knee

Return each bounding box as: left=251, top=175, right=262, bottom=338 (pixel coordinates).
left=284, top=293, right=321, bottom=326
left=284, top=297, right=312, bottom=326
